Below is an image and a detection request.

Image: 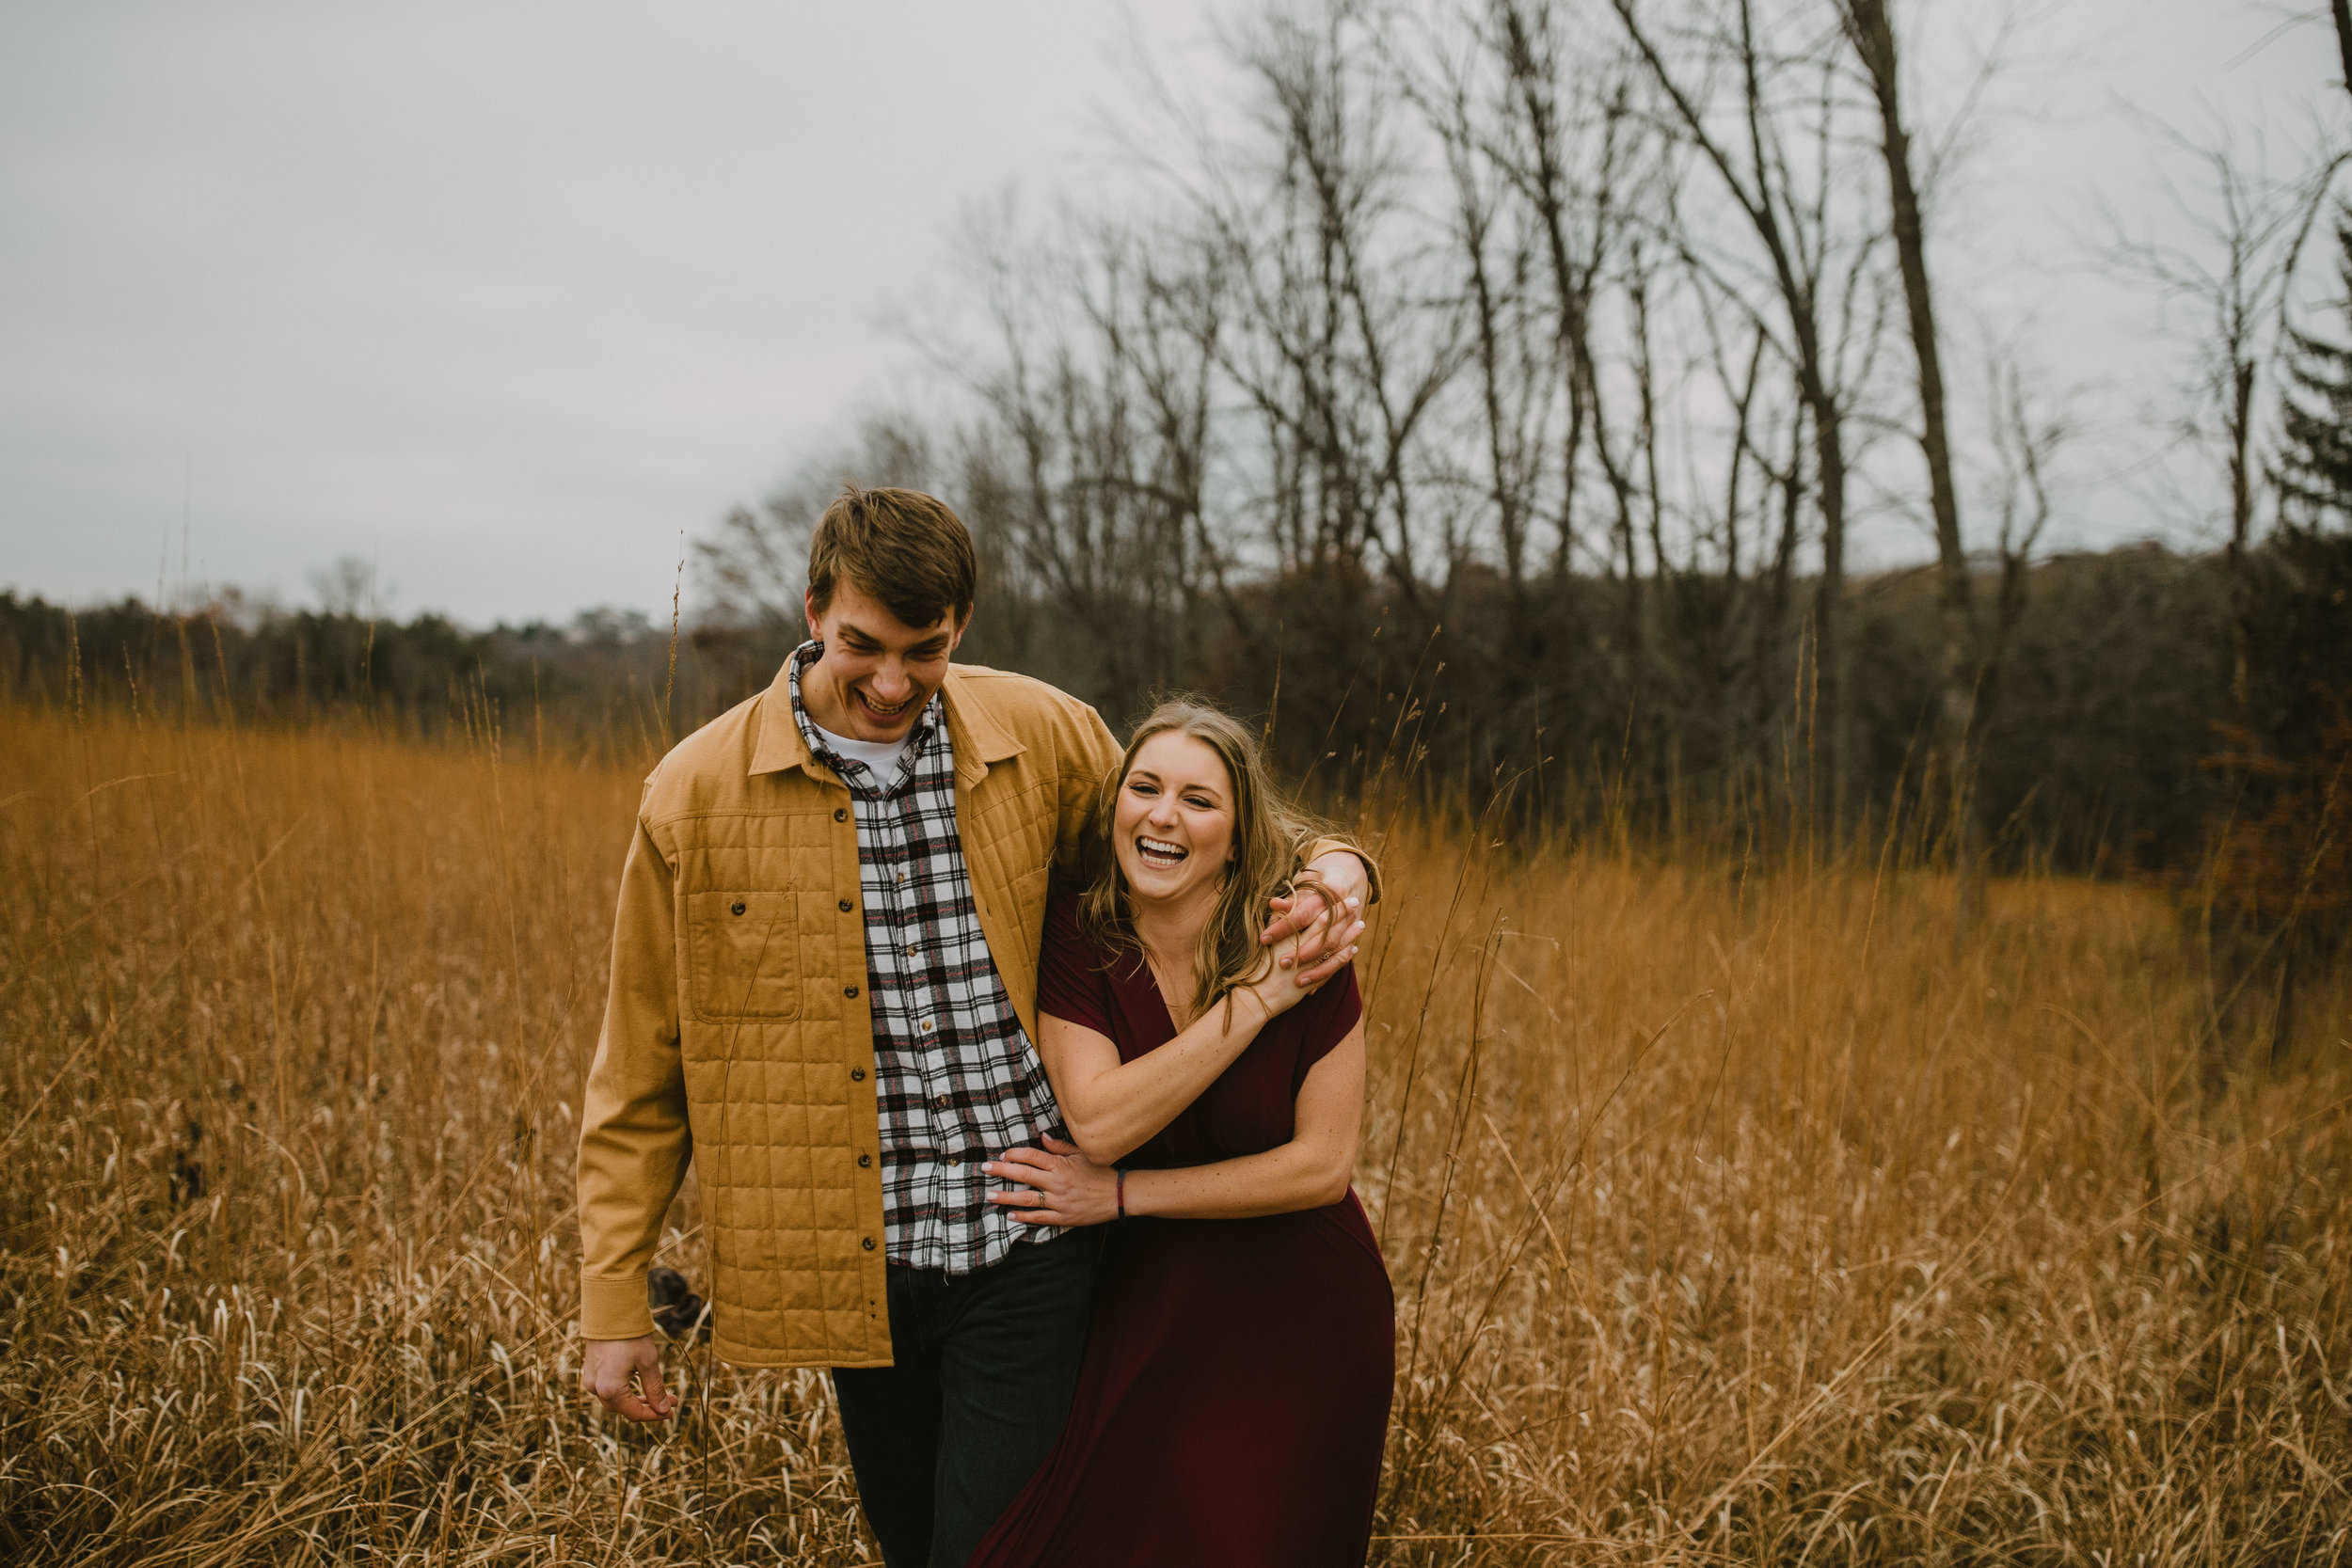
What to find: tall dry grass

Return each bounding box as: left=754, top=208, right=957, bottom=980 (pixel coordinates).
left=2, top=699, right=2347, bottom=1565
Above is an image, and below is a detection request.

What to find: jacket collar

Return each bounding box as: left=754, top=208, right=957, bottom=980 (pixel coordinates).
left=748, top=654, right=817, bottom=777
left=747, top=653, right=1026, bottom=783
left=940, top=665, right=1025, bottom=787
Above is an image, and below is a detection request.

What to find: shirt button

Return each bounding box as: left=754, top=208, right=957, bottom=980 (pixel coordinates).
left=921, top=1020, right=935, bottom=1032
left=857, top=1152, right=872, bottom=1167
left=934, top=1095, right=950, bottom=1111
left=730, top=900, right=746, bottom=916
left=850, top=1068, right=866, bottom=1082
left=834, top=808, right=849, bottom=822
left=946, top=1155, right=961, bottom=1167
left=839, top=898, right=853, bottom=913
left=845, top=985, right=860, bottom=998
left=904, top=943, right=918, bottom=957
left=862, top=1237, right=876, bottom=1251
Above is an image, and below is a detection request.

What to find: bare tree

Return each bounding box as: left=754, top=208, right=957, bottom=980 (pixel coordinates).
left=1835, top=0, right=1992, bottom=931
left=1190, top=6, right=1466, bottom=604
left=939, top=209, right=1235, bottom=707
left=1478, top=0, right=1639, bottom=595
left=1979, top=350, right=2064, bottom=756
left=307, top=555, right=382, bottom=619
left=1410, top=15, right=1556, bottom=624
left=1608, top=0, right=1889, bottom=829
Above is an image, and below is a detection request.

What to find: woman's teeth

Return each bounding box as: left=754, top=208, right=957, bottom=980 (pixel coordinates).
left=1137, top=837, right=1189, bottom=868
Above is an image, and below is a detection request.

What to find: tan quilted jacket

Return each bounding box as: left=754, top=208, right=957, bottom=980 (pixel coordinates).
left=576, top=658, right=1369, bottom=1369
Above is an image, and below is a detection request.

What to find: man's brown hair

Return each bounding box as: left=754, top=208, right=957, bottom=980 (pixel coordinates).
left=806, top=485, right=977, bottom=629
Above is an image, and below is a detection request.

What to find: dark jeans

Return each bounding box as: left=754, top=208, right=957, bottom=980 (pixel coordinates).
left=832, top=1227, right=1102, bottom=1568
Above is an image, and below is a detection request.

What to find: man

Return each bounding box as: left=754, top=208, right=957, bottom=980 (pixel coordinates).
left=577, top=486, right=1373, bottom=1567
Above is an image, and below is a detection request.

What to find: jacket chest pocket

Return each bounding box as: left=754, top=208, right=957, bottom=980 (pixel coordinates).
left=685, top=891, right=807, bottom=1021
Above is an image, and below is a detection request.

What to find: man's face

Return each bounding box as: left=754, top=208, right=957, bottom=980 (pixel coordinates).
left=800, top=580, right=969, bottom=743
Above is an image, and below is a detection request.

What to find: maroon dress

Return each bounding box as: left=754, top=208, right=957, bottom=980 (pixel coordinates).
left=967, top=895, right=1395, bottom=1568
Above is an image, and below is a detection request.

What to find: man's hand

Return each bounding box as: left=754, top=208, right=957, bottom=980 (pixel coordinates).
left=985, top=1135, right=1120, bottom=1227
left=1260, top=850, right=1371, bottom=988
left=582, top=1335, right=677, bottom=1423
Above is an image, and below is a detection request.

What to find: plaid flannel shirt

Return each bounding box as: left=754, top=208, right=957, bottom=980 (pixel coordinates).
left=787, top=642, right=1064, bottom=1274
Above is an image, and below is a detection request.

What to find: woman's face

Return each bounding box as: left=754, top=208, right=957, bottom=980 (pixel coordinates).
left=1113, top=730, right=1238, bottom=911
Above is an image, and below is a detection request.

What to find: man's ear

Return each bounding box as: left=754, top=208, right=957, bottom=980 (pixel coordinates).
left=946, top=605, right=975, bottom=656
left=804, top=589, right=823, bottom=642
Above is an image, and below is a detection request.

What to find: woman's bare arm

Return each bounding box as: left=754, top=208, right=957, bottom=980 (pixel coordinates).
left=986, top=1020, right=1366, bottom=1224
left=1123, top=1022, right=1364, bottom=1218
left=1034, top=916, right=1361, bottom=1168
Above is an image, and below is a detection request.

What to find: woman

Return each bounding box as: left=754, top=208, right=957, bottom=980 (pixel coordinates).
left=965, top=700, right=1393, bottom=1568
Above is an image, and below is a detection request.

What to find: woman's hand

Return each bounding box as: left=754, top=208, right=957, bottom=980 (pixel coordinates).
left=985, top=1135, right=1120, bottom=1227
left=1261, top=850, right=1371, bottom=984
left=1243, top=919, right=1362, bottom=1022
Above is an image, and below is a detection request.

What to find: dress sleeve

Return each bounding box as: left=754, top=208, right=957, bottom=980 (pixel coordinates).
left=1291, top=963, right=1364, bottom=1091
left=1035, top=892, right=1115, bottom=1036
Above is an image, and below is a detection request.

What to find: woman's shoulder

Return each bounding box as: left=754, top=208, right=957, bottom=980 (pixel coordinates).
left=1284, top=960, right=1364, bottom=1065
left=1043, top=888, right=1096, bottom=956
left=1039, top=891, right=1124, bottom=1033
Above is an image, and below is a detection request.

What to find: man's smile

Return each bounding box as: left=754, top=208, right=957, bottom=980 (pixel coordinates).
left=857, top=688, right=915, bottom=721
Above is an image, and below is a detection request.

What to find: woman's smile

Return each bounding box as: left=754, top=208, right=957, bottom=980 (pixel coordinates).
left=1136, top=835, right=1190, bottom=870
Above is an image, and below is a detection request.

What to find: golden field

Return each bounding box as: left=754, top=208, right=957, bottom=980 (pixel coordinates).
left=2, top=700, right=2347, bottom=1565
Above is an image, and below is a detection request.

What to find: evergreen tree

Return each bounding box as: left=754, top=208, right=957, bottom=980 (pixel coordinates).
left=2277, top=208, right=2352, bottom=531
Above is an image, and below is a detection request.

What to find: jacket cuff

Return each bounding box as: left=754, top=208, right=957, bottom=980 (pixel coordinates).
left=580, top=1271, right=658, bottom=1340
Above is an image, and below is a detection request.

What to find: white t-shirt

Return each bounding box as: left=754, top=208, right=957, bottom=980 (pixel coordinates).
left=812, top=721, right=917, bottom=783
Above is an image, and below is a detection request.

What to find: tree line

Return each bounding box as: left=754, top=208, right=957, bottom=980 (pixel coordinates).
left=12, top=524, right=2339, bottom=889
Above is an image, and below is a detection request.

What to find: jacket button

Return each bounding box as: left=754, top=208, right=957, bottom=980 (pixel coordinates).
left=834, top=807, right=848, bottom=822
left=838, top=898, right=853, bottom=912
left=730, top=900, right=746, bottom=916
left=862, top=1237, right=876, bottom=1251
left=845, top=984, right=860, bottom=999
left=858, top=1153, right=871, bottom=1167
left=850, top=1068, right=866, bottom=1082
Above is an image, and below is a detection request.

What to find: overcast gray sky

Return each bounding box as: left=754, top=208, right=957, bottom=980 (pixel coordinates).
left=1, top=1, right=2340, bottom=626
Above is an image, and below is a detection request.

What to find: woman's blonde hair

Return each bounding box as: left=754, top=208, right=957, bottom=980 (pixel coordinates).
left=1076, top=697, right=1326, bottom=1017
